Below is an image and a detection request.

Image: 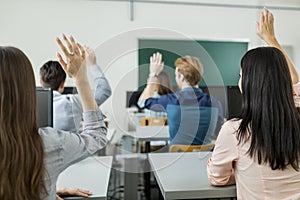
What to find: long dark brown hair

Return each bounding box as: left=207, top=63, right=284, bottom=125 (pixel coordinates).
left=237, top=47, right=300, bottom=171
left=157, top=71, right=173, bottom=95
left=0, top=46, right=46, bottom=199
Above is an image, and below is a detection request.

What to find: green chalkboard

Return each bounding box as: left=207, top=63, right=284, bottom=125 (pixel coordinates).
left=138, top=39, right=248, bottom=90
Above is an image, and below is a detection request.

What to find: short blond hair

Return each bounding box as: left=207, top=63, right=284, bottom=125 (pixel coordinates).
left=175, top=56, right=204, bottom=86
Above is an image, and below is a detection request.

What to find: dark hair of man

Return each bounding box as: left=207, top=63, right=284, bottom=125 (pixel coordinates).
left=0, top=46, right=46, bottom=199
left=237, top=47, right=300, bottom=171
left=40, top=60, right=66, bottom=90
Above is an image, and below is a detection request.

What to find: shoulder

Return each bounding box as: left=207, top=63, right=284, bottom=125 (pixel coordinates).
left=39, top=127, right=64, bottom=151
left=219, top=119, right=241, bottom=137
left=58, top=93, right=81, bottom=102
left=147, top=92, right=177, bottom=103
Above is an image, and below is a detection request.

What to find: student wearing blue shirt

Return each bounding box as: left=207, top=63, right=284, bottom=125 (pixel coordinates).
left=139, top=52, right=224, bottom=145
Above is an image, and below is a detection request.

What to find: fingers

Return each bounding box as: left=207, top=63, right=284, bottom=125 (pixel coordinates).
left=261, top=8, right=273, bottom=24
left=70, top=188, right=92, bottom=197
left=70, top=36, right=80, bottom=55
left=56, top=194, right=63, bottom=200
left=76, top=189, right=92, bottom=197
left=63, top=34, right=74, bottom=55
left=255, top=21, right=260, bottom=32
left=260, top=11, right=264, bottom=25
left=77, top=42, right=86, bottom=58
left=56, top=37, right=71, bottom=59
left=263, top=7, right=268, bottom=22
left=151, top=52, right=162, bottom=64
left=56, top=52, right=67, bottom=69
left=57, top=34, right=84, bottom=59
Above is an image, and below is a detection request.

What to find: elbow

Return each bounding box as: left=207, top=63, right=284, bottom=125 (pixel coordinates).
left=207, top=166, right=235, bottom=186
left=99, top=127, right=109, bottom=148
left=95, top=93, right=111, bottom=106
left=208, top=173, right=236, bottom=186
left=84, top=126, right=108, bottom=155
left=209, top=177, right=229, bottom=186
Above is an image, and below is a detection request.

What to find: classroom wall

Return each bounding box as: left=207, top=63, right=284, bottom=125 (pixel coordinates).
left=1, top=0, right=300, bottom=132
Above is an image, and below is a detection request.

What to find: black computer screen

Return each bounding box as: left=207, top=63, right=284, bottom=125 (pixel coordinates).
left=36, top=87, right=53, bottom=127
left=62, top=86, right=78, bottom=94
left=126, top=91, right=143, bottom=109
left=227, top=86, right=242, bottom=119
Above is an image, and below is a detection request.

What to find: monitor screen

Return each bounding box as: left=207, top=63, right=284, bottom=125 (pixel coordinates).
left=126, top=91, right=143, bottom=108
left=62, top=86, right=78, bottom=94
left=200, top=86, right=228, bottom=118
left=227, top=86, right=242, bottom=119
left=36, top=87, right=53, bottom=127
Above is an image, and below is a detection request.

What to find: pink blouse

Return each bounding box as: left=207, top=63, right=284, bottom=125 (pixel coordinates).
left=207, top=120, right=300, bottom=199
left=294, top=83, right=300, bottom=108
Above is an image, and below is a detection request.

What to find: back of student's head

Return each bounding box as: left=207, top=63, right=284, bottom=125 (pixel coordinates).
left=157, top=71, right=173, bottom=95
left=175, top=56, right=204, bottom=86
left=0, top=46, right=46, bottom=200
left=238, top=46, right=300, bottom=171
left=40, top=60, right=66, bottom=90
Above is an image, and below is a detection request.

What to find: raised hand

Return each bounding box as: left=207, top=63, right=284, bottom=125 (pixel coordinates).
left=56, top=34, right=98, bottom=111
left=56, top=187, right=92, bottom=200
left=256, top=8, right=299, bottom=83
left=56, top=34, right=86, bottom=79
left=150, top=52, right=164, bottom=76
left=85, top=46, right=97, bottom=67
left=256, top=8, right=276, bottom=44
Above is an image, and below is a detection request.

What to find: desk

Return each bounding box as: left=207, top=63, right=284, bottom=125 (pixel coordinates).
left=57, top=156, right=113, bottom=200
left=134, top=126, right=169, bottom=142
left=124, top=126, right=169, bottom=199
left=129, top=126, right=169, bottom=152
left=148, top=152, right=236, bottom=200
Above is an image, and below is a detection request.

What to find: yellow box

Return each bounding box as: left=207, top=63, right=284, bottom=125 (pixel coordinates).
left=141, top=117, right=168, bottom=126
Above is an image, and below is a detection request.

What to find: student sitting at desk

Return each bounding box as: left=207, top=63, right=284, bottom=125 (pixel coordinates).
left=207, top=8, right=300, bottom=199
left=139, top=70, right=173, bottom=118
left=139, top=52, right=224, bottom=145
left=0, top=35, right=108, bottom=200
left=138, top=70, right=173, bottom=151
left=40, top=43, right=111, bottom=132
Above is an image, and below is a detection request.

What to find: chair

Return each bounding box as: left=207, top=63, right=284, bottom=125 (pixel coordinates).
left=166, top=105, right=219, bottom=145
left=169, top=143, right=215, bottom=152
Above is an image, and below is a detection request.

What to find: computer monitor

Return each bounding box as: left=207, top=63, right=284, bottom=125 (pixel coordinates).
left=227, top=86, right=242, bottom=119
left=126, top=91, right=143, bottom=109
left=200, top=86, right=228, bottom=118
left=62, top=86, right=78, bottom=94
left=36, top=87, right=53, bottom=127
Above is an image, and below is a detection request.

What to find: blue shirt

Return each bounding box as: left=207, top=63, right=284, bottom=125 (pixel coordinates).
left=144, top=87, right=224, bottom=143
left=145, top=87, right=212, bottom=110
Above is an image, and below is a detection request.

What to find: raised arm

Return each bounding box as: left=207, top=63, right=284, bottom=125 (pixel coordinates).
left=256, top=8, right=299, bottom=84
left=138, top=52, right=164, bottom=104
left=56, top=35, right=98, bottom=111
left=85, top=46, right=112, bottom=105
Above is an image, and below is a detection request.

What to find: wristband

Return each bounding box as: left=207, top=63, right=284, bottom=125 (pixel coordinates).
left=149, top=72, right=158, bottom=78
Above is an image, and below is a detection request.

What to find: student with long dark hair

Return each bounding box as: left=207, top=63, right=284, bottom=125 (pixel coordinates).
left=0, top=35, right=107, bottom=200
left=207, top=9, right=300, bottom=199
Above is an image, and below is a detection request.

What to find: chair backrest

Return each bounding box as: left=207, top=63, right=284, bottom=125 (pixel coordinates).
left=166, top=105, right=218, bottom=145
left=169, top=143, right=215, bottom=152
